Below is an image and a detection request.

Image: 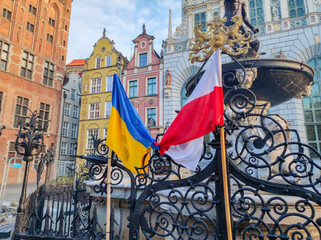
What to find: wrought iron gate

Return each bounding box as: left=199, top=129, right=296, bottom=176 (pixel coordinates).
left=76, top=56, right=321, bottom=239
left=12, top=56, right=321, bottom=239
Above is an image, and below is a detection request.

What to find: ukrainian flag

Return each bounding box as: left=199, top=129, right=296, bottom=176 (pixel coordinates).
left=106, top=74, right=155, bottom=173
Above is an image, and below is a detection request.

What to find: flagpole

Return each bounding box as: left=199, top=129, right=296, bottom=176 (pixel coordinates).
left=220, top=126, right=233, bottom=239
left=106, top=151, right=112, bottom=240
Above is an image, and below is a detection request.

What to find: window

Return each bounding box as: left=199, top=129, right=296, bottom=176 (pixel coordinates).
left=71, top=89, right=76, bottom=100
left=2, top=8, right=11, bottom=20
left=46, top=33, right=53, bottom=43
left=91, top=78, right=102, bottom=93
left=0, top=41, right=9, bottom=71
left=72, top=105, right=79, bottom=118
left=105, top=101, right=111, bottom=117
left=14, top=96, right=29, bottom=128
left=87, top=129, right=98, bottom=149
left=20, top=51, right=34, bottom=79
left=303, top=56, right=321, bottom=158
left=64, top=103, right=71, bottom=116
left=26, top=22, right=35, bottom=33
left=96, top=57, right=101, bottom=68
left=129, top=80, right=138, bottom=98
left=288, top=0, right=305, bottom=18
left=147, top=77, right=157, bottom=95
left=249, top=0, right=265, bottom=26
left=39, top=102, right=50, bottom=132
left=106, top=55, right=111, bottom=67
left=89, top=103, right=100, bottom=119
left=106, top=76, right=113, bottom=92
left=71, top=124, right=77, bottom=138
left=69, top=143, right=76, bottom=155
left=0, top=92, right=3, bottom=114
left=139, top=53, right=147, bottom=67
left=43, top=61, right=54, bottom=86
left=49, top=17, right=55, bottom=27
left=60, top=142, right=67, bottom=155
left=147, top=108, right=156, bottom=127
left=8, top=142, right=24, bottom=163
left=28, top=5, right=36, bottom=15
left=194, top=12, right=206, bottom=31
left=62, top=121, right=69, bottom=137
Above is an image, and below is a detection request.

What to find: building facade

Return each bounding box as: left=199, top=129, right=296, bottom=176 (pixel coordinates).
left=123, top=25, right=164, bottom=139
left=0, top=0, right=72, bottom=183
left=77, top=30, right=128, bottom=161
left=163, top=0, right=321, bottom=156
left=54, top=59, right=84, bottom=178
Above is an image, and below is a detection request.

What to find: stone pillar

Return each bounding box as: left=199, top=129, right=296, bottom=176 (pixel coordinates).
left=264, top=0, right=272, bottom=22
left=265, top=0, right=273, bottom=33
left=280, top=0, right=290, bottom=30
left=187, top=10, right=193, bottom=40
left=306, top=0, right=318, bottom=25
left=206, top=4, right=212, bottom=22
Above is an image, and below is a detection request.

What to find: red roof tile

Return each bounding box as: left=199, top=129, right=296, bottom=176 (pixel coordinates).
left=66, top=59, right=86, bottom=66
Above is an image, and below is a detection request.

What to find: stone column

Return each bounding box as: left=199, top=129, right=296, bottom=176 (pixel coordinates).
left=306, top=0, right=318, bottom=25
left=264, top=0, right=272, bottom=22
left=280, top=0, right=290, bottom=30
left=265, top=0, right=273, bottom=33
left=206, top=4, right=212, bottom=22
left=187, top=10, right=193, bottom=40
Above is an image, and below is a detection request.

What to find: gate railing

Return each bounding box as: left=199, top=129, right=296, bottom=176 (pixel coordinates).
left=76, top=55, right=321, bottom=239
left=10, top=56, right=321, bottom=239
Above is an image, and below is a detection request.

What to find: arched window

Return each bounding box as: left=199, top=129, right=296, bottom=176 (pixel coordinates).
left=303, top=56, right=321, bottom=158
left=288, top=0, right=305, bottom=19
left=249, top=0, right=265, bottom=26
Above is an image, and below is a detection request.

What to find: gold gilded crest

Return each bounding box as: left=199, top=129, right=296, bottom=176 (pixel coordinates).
left=189, top=15, right=251, bottom=63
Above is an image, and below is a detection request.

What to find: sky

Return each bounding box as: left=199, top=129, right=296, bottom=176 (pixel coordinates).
left=66, top=0, right=182, bottom=63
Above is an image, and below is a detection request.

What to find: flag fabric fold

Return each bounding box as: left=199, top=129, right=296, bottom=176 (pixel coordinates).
left=106, top=74, right=155, bottom=173
left=159, top=50, right=224, bottom=170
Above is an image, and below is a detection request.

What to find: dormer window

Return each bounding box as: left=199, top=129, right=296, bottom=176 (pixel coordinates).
left=106, top=55, right=111, bottom=67
left=139, top=53, right=147, bottom=67
left=96, top=57, right=101, bottom=68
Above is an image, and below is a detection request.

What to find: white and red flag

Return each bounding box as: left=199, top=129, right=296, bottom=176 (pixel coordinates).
left=158, top=50, right=224, bottom=170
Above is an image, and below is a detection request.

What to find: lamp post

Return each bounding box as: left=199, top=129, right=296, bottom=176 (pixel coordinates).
left=13, top=110, right=44, bottom=234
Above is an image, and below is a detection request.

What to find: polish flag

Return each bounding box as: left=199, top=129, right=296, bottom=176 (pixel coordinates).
left=159, top=50, right=224, bottom=170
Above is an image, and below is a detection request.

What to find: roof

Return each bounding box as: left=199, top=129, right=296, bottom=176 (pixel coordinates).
left=66, top=59, right=86, bottom=66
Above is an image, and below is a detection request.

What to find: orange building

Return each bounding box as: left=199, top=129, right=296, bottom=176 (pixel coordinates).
left=0, top=0, right=72, bottom=184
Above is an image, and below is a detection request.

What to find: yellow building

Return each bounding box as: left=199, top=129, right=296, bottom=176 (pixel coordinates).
left=77, top=29, right=127, bottom=160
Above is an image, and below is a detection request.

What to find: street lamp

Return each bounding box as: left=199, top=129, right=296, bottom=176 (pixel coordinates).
left=13, top=110, right=44, bottom=233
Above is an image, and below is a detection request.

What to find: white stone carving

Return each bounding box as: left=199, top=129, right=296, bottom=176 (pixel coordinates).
left=236, top=68, right=258, bottom=89
left=271, top=0, right=280, bottom=22
left=174, top=17, right=188, bottom=40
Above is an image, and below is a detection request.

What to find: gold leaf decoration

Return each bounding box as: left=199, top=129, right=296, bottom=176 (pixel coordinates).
left=189, top=15, right=251, bottom=63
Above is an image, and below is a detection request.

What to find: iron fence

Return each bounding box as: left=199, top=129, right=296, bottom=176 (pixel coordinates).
left=9, top=54, right=321, bottom=239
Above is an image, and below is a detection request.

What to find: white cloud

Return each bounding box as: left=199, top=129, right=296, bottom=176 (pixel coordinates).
left=66, top=0, right=181, bottom=63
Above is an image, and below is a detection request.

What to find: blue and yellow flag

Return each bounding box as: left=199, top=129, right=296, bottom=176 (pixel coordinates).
left=106, top=74, right=155, bottom=173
